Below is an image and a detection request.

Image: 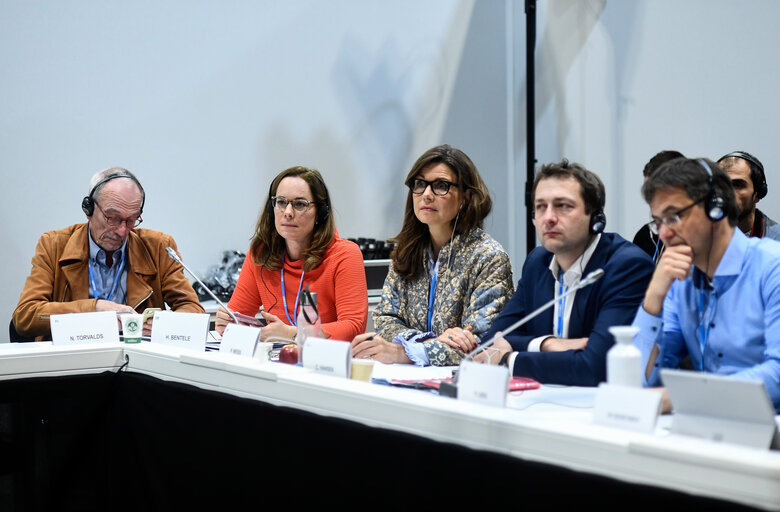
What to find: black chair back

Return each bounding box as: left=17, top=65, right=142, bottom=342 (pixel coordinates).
left=9, top=319, right=33, bottom=342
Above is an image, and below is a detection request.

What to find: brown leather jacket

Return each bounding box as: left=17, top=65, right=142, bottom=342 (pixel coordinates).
left=13, top=223, right=204, bottom=339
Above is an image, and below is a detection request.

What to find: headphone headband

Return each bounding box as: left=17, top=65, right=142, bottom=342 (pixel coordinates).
left=81, top=170, right=145, bottom=217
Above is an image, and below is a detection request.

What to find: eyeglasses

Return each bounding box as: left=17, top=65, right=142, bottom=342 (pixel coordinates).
left=95, top=201, right=143, bottom=228
left=272, top=196, right=316, bottom=213
left=409, top=178, right=458, bottom=196
left=648, top=197, right=703, bottom=235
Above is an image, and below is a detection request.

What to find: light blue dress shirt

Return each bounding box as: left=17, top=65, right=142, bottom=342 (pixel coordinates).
left=633, top=229, right=780, bottom=412
left=88, top=235, right=128, bottom=304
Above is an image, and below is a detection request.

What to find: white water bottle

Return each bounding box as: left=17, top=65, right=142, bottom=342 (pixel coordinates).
left=296, top=286, right=320, bottom=363
left=606, top=326, right=642, bottom=388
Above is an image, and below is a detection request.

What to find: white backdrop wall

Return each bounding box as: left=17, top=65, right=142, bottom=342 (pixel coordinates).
left=0, top=0, right=515, bottom=337
left=534, top=0, right=780, bottom=240
left=3, top=0, right=780, bottom=340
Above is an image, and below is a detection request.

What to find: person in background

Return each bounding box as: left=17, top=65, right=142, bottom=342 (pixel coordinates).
left=718, top=150, right=780, bottom=241
left=216, top=166, right=367, bottom=341
left=632, top=150, right=685, bottom=263
left=632, top=157, right=780, bottom=413
left=13, top=167, right=204, bottom=340
left=351, top=144, right=513, bottom=365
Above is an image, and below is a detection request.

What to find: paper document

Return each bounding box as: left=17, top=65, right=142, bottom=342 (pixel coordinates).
left=370, top=362, right=456, bottom=383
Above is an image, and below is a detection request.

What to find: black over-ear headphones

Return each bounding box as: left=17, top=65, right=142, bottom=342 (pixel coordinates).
left=580, top=169, right=606, bottom=235
left=589, top=180, right=606, bottom=235
left=717, top=150, right=767, bottom=199
left=697, top=159, right=725, bottom=221
left=589, top=209, right=606, bottom=234
left=81, top=170, right=145, bottom=216
left=266, top=170, right=331, bottom=224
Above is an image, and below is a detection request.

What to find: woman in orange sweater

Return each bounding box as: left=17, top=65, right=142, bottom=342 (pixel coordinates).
left=215, top=166, right=367, bottom=341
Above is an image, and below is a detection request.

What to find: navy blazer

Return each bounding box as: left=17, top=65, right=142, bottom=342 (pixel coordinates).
left=484, top=232, right=653, bottom=386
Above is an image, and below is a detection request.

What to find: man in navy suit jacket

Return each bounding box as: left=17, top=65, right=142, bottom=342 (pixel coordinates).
left=478, top=160, right=653, bottom=386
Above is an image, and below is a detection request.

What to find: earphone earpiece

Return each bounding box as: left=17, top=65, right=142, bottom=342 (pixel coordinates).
left=317, top=202, right=330, bottom=224
left=706, top=196, right=725, bottom=221
left=590, top=209, right=606, bottom=234
left=698, top=159, right=725, bottom=221
left=81, top=196, right=94, bottom=216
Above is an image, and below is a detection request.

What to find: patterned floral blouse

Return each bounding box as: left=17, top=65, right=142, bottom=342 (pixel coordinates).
left=374, top=227, right=514, bottom=365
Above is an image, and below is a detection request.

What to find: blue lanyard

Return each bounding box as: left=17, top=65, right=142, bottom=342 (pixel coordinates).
left=652, top=240, right=661, bottom=264
left=696, top=285, right=717, bottom=370
left=427, top=271, right=438, bottom=332
left=88, top=249, right=126, bottom=302
left=281, top=253, right=305, bottom=326
left=556, top=270, right=567, bottom=338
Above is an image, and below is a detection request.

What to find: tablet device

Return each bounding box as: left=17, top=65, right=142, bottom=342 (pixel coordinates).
left=661, top=369, right=779, bottom=450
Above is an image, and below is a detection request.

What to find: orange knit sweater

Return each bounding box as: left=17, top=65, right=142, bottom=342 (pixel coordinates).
left=228, top=235, right=368, bottom=341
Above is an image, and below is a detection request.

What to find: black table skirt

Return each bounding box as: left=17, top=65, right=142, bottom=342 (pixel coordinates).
left=0, top=371, right=754, bottom=511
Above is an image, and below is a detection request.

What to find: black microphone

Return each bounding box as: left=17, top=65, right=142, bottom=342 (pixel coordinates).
left=165, top=247, right=239, bottom=324
left=439, top=268, right=605, bottom=397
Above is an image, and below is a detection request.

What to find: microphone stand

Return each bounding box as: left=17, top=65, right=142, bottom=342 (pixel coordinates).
left=165, top=247, right=239, bottom=324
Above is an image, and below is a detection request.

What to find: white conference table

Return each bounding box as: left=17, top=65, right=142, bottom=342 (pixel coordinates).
left=1, top=340, right=779, bottom=510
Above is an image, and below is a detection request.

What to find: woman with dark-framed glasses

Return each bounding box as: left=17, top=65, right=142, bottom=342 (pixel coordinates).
left=352, top=145, right=514, bottom=365
left=215, top=166, right=367, bottom=341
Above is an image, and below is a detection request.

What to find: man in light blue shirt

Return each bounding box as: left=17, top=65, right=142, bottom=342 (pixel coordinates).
left=633, top=157, right=780, bottom=413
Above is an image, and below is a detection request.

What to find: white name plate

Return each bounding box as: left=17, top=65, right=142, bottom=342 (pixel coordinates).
left=50, top=311, right=120, bottom=345
left=220, top=323, right=261, bottom=358
left=302, top=337, right=351, bottom=378
left=458, top=360, right=509, bottom=407
left=594, top=383, right=662, bottom=434
left=150, top=311, right=209, bottom=351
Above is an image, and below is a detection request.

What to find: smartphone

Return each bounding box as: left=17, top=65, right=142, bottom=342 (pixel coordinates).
left=233, top=311, right=267, bottom=327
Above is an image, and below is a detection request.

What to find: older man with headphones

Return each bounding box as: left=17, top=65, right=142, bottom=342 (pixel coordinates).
left=13, top=167, right=203, bottom=340
left=633, top=157, right=780, bottom=413
left=477, top=160, right=654, bottom=386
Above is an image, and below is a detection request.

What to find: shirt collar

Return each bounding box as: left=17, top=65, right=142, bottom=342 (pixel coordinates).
left=716, top=228, right=747, bottom=277
left=548, top=233, right=601, bottom=286
left=691, top=228, right=745, bottom=291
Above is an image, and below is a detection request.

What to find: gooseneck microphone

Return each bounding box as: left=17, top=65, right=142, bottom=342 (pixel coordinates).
left=464, top=268, right=605, bottom=363
left=438, top=269, right=605, bottom=398
left=165, top=247, right=239, bottom=324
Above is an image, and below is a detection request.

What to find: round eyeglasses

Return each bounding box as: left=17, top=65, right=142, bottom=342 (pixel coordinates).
left=648, top=197, right=703, bottom=235
left=95, top=201, right=143, bottom=228
left=272, top=196, right=316, bottom=213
